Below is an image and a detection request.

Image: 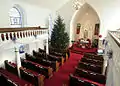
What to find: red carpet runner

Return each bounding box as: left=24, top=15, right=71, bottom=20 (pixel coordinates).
left=44, top=52, right=83, bottom=86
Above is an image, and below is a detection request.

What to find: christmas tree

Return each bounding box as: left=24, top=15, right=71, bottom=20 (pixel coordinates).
left=50, top=15, right=69, bottom=50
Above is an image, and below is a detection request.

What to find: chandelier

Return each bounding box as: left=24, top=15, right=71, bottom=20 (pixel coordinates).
left=73, top=0, right=86, bottom=10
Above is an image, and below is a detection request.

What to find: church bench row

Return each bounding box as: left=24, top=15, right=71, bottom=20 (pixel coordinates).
left=69, top=74, right=99, bottom=86
left=78, top=62, right=102, bottom=74
left=74, top=67, right=106, bottom=84
left=39, top=48, right=70, bottom=61
left=25, top=53, right=60, bottom=71
left=33, top=50, right=64, bottom=65
left=21, top=59, right=53, bottom=78
left=81, top=57, right=103, bottom=66
left=40, top=48, right=70, bottom=61
left=84, top=53, right=104, bottom=61
left=0, top=68, right=33, bottom=86
left=4, top=60, right=18, bottom=76
left=4, top=60, right=45, bottom=86
left=38, top=48, right=46, bottom=53
left=20, top=67, right=45, bottom=86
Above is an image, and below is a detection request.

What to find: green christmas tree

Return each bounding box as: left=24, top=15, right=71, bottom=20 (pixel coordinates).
left=50, top=15, right=69, bottom=50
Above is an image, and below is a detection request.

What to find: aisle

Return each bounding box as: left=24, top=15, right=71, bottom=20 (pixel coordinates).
left=44, top=52, right=83, bottom=86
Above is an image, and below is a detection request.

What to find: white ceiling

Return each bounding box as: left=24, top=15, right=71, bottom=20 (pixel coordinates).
left=17, top=0, right=70, bottom=10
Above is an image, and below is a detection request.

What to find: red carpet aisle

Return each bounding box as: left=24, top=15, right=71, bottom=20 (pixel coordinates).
left=44, top=52, right=83, bottom=86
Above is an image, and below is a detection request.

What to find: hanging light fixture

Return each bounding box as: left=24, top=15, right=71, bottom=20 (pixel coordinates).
left=73, top=0, right=86, bottom=10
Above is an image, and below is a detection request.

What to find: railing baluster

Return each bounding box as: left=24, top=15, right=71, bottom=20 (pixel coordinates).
left=17, top=32, right=19, bottom=38
left=6, top=33, right=9, bottom=40
left=10, top=33, right=12, bottom=40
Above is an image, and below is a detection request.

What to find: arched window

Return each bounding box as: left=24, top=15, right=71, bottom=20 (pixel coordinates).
left=9, top=5, right=23, bottom=27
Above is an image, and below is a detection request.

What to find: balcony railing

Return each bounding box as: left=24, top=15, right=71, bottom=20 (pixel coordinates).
left=0, top=26, right=48, bottom=42
left=107, top=30, right=120, bottom=86
left=109, top=31, right=120, bottom=47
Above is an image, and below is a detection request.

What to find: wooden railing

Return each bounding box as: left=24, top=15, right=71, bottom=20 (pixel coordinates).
left=106, top=30, right=120, bottom=86
left=109, top=31, right=120, bottom=47
left=0, top=26, right=48, bottom=42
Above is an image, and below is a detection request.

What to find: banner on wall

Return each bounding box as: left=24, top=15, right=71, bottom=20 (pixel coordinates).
left=76, top=23, right=81, bottom=34
left=19, top=44, right=29, bottom=54
left=94, top=23, right=100, bottom=35
left=19, top=45, right=25, bottom=54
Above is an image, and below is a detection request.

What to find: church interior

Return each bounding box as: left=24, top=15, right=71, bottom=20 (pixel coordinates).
left=0, top=0, right=120, bottom=86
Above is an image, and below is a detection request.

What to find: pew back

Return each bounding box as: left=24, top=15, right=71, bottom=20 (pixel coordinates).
left=0, top=68, right=33, bottom=86
left=74, top=68, right=106, bottom=84
left=33, top=50, right=64, bottom=65
left=25, top=53, right=59, bottom=71
left=84, top=53, right=104, bottom=61
left=78, top=62, right=102, bottom=74
left=69, top=74, right=98, bottom=86
left=4, top=60, right=18, bottom=76
left=81, top=58, right=103, bottom=66
left=20, top=67, right=45, bottom=86
left=21, top=59, right=53, bottom=78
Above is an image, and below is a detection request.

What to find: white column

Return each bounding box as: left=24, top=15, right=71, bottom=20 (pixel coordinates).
left=46, top=38, right=49, bottom=54
left=35, top=42, right=38, bottom=52
left=48, top=14, right=53, bottom=39
left=15, top=47, right=21, bottom=77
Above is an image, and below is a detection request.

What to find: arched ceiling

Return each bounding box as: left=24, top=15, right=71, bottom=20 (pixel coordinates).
left=14, top=0, right=70, bottom=10
left=75, top=3, right=100, bottom=22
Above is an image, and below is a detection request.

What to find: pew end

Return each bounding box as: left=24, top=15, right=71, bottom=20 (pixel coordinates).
left=56, top=61, right=60, bottom=72
left=61, top=57, right=65, bottom=65
left=66, top=53, right=69, bottom=61
left=38, top=75, right=45, bottom=86
left=48, top=67, right=53, bottom=79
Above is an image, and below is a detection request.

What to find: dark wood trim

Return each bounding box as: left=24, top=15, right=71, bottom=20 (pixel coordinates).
left=109, top=31, right=120, bottom=47
left=0, top=26, right=48, bottom=33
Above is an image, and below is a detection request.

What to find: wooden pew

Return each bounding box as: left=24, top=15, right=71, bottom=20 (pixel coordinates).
left=81, top=58, right=103, bottom=66
left=84, top=53, right=104, bottom=61
left=0, top=68, right=33, bottom=86
left=78, top=62, right=102, bottom=74
left=33, top=50, right=64, bottom=65
left=74, top=67, right=106, bottom=84
left=25, top=53, right=59, bottom=72
left=41, top=48, right=70, bottom=61
left=33, top=50, right=46, bottom=59
left=4, top=60, right=18, bottom=76
left=69, top=74, right=98, bottom=86
left=47, top=54, right=65, bottom=65
left=20, top=67, right=45, bottom=86
left=38, top=48, right=46, bottom=53
left=21, top=59, right=53, bottom=78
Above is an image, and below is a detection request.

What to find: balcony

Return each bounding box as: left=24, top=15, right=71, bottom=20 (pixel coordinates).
left=105, top=30, right=120, bottom=86
left=0, top=26, right=48, bottom=42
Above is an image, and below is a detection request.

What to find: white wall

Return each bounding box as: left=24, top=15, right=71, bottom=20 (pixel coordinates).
left=57, top=0, right=120, bottom=40
left=86, top=0, right=120, bottom=39
left=0, top=0, right=51, bottom=28
left=0, top=33, right=48, bottom=67
left=57, top=0, right=75, bottom=37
